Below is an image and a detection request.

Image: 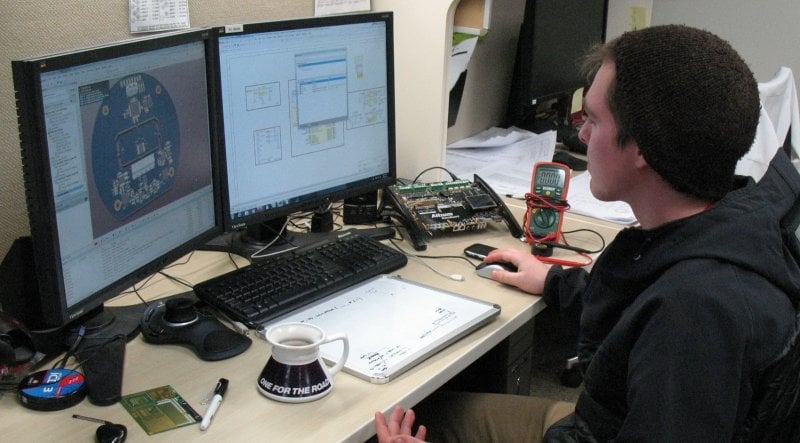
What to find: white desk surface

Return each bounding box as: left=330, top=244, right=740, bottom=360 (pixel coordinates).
left=0, top=200, right=622, bottom=442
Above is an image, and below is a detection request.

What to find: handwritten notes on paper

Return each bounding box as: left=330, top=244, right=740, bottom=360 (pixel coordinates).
left=129, top=0, right=190, bottom=33
left=268, top=275, right=500, bottom=383
left=315, top=0, right=371, bottom=16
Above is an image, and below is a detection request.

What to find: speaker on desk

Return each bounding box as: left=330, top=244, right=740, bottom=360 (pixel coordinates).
left=343, top=191, right=380, bottom=225
left=75, top=336, right=126, bottom=406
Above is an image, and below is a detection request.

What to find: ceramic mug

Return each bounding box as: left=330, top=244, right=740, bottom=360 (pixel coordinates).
left=257, top=322, right=349, bottom=403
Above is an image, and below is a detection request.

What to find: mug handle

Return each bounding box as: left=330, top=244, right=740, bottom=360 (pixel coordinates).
left=320, top=333, right=349, bottom=377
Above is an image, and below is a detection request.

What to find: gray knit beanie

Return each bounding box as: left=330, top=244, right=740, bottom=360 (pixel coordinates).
left=611, top=25, right=760, bottom=200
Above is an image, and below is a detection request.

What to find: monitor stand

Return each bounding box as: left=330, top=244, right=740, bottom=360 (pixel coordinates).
left=72, top=304, right=144, bottom=343
left=202, top=216, right=319, bottom=260
left=202, top=212, right=397, bottom=261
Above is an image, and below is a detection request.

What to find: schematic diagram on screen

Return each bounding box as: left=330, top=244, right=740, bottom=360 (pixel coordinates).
left=88, top=72, right=180, bottom=219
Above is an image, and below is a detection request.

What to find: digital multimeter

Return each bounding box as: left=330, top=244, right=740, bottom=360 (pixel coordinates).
left=527, top=161, right=571, bottom=240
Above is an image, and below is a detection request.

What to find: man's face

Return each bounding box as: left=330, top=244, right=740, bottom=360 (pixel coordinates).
left=578, top=61, right=641, bottom=203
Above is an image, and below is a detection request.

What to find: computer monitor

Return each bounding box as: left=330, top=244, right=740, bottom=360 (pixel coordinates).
left=505, top=0, right=608, bottom=130
left=207, top=12, right=396, bottom=259
left=5, top=29, right=221, bottom=346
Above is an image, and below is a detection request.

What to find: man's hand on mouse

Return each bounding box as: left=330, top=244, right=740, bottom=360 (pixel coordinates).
left=484, top=248, right=552, bottom=294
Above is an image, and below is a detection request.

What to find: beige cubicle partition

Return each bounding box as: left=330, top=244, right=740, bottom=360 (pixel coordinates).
left=374, top=0, right=460, bottom=182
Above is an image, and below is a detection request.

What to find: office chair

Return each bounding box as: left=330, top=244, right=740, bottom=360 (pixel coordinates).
left=734, top=322, right=800, bottom=442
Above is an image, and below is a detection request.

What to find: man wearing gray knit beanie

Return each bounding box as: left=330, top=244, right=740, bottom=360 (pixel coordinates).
left=376, top=25, right=800, bottom=442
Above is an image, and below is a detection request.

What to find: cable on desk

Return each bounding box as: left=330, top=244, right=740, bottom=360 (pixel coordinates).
left=157, top=270, right=195, bottom=290
left=388, top=238, right=473, bottom=282
left=249, top=216, right=295, bottom=260
left=54, top=325, right=85, bottom=370
left=559, top=228, right=606, bottom=253
left=530, top=227, right=606, bottom=267
left=156, top=268, right=250, bottom=335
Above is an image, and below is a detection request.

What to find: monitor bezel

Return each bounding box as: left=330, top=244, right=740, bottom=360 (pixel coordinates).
left=209, top=12, right=397, bottom=234
left=505, top=0, right=608, bottom=127
left=11, top=28, right=224, bottom=329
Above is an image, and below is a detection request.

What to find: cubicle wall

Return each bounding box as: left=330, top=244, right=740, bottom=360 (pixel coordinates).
left=373, top=0, right=459, bottom=181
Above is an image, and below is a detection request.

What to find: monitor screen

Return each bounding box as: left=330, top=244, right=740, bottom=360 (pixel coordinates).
left=210, top=12, right=396, bottom=258
left=9, top=29, right=221, bottom=332
left=505, top=0, right=607, bottom=128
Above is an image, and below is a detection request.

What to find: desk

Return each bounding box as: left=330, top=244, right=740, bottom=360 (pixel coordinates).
left=0, top=200, right=621, bottom=442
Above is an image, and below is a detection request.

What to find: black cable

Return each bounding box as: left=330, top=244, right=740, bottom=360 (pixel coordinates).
left=55, top=325, right=86, bottom=369
left=411, top=166, right=461, bottom=183
left=157, top=270, right=195, bottom=289
left=388, top=238, right=475, bottom=268
left=541, top=228, right=606, bottom=254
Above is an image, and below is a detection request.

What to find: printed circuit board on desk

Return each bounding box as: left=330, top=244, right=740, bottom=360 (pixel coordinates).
left=385, top=175, right=523, bottom=250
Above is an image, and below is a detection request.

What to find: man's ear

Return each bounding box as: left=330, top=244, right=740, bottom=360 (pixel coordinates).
left=627, top=140, right=649, bottom=170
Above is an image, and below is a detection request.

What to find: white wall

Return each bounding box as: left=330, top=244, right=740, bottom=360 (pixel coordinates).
left=650, top=0, right=800, bottom=82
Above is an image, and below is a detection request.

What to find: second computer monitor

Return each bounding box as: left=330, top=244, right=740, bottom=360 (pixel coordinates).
left=211, top=12, right=396, bottom=258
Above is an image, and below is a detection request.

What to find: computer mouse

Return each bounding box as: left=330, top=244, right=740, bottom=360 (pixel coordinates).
left=475, top=261, right=517, bottom=279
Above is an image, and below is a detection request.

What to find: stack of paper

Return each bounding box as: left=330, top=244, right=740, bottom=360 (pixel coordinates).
left=567, top=173, right=636, bottom=225
left=445, top=126, right=637, bottom=225
left=445, top=127, right=556, bottom=197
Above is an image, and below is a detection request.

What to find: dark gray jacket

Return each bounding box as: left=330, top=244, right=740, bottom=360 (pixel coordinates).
left=543, top=151, right=800, bottom=442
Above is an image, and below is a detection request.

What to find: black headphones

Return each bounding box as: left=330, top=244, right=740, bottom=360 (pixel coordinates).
left=0, top=311, right=36, bottom=366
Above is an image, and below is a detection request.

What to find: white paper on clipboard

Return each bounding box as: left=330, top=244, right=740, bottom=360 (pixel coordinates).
left=264, top=275, right=500, bottom=383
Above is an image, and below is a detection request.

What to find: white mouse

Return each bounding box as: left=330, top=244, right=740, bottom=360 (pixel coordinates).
left=475, top=261, right=517, bottom=279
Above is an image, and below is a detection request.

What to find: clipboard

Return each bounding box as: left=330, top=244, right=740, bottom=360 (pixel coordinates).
left=262, top=274, right=501, bottom=384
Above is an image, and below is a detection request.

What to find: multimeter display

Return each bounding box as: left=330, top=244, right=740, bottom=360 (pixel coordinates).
left=527, top=162, right=571, bottom=241
left=533, top=166, right=567, bottom=199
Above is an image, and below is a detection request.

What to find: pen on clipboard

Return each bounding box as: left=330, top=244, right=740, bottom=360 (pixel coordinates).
left=200, top=378, right=228, bottom=431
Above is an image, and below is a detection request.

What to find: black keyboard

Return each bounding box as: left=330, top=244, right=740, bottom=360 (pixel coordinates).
left=193, top=232, right=408, bottom=328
